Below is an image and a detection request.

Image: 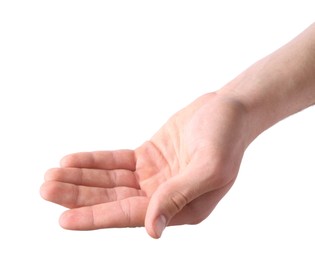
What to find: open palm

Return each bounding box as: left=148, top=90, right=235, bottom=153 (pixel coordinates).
left=41, top=93, right=248, bottom=238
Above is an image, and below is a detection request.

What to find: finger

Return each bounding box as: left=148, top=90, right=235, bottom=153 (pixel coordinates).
left=59, top=197, right=148, bottom=230
left=40, top=181, right=145, bottom=208
left=45, top=167, right=139, bottom=189
left=145, top=160, right=224, bottom=239
left=168, top=180, right=235, bottom=226
left=60, top=150, right=136, bottom=170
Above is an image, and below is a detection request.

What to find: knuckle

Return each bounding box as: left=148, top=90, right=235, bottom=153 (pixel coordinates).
left=169, top=191, right=189, bottom=212
left=119, top=199, right=131, bottom=226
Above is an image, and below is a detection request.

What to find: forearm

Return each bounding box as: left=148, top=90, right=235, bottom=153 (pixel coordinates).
left=218, top=23, right=315, bottom=144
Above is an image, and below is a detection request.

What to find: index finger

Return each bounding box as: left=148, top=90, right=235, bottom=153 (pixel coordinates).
left=59, top=197, right=148, bottom=230
left=60, top=150, right=136, bottom=170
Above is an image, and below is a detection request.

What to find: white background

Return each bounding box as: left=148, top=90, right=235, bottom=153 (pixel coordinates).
left=0, top=1, right=314, bottom=259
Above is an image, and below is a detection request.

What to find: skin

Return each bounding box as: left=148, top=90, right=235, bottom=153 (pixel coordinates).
left=40, top=23, right=315, bottom=239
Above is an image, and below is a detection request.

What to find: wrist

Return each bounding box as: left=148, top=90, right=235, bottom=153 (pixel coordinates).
left=216, top=63, right=278, bottom=144
left=202, top=91, right=255, bottom=149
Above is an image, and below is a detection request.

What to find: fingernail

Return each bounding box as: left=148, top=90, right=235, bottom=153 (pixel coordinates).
left=155, top=215, right=167, bottom=238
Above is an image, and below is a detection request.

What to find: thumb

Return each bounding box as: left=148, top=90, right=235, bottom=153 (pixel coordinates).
left=145, top=165, right=210, bottom=239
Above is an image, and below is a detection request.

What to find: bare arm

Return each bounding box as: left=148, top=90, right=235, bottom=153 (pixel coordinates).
left=219, top=23, right=315, bottom=145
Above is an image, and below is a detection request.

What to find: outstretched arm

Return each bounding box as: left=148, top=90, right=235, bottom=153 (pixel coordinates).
left=40, top=23, right=315, bottom=239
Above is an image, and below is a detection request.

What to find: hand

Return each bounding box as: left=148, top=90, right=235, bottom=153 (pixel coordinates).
left=40, top=92, right=249, bottom=238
